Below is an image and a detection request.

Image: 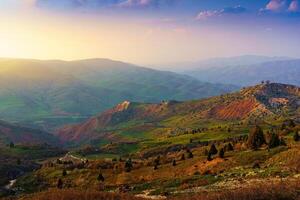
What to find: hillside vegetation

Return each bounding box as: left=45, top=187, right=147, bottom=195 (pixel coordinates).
left=56, top=83, right=300, bottom=152
left=0, top=58, right=236, bottom=130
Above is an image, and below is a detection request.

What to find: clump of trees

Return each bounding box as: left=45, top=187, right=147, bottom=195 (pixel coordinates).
left=247, top=126, right=266, bottom=150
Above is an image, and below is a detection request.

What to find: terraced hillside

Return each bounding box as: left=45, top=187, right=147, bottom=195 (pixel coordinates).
left=56, top=83, right=300, bottom=152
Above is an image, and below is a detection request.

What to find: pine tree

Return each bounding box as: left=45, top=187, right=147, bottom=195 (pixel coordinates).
left=294, top=132, right=300, bottom=142
left=209, top=143, right=218, bottom=155
left=172, top=160, right=177, bottom=166
left=247, top=125, right=266, bottom=150
left=97, top=173, right=105, bottom=182
left=187, top=150, right=193, bottom=159
left=268, top=133, right=280, bottom=149
left=57, top=178, right=63, bottom=189
left=207, top=152, right=213, bottom=161
left=181, top=154, right=185, bottom=161
left=62, top=169, right=67, bottom=176
left=9, top=142, right=14, bottom=148
left=218, top=148, right=225, bottom=158
left=125, top=158, right=133, bottom=172
left=225, top=143, right=234, bottom=151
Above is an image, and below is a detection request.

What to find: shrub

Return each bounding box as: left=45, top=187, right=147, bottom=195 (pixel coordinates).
left=218, top=148, right=225, bottom=158
left=125, top=158, right=133, bottom=172
left=268, top=133, right=280, bottom=149
left=97, top=173, right=105, bottom=182
left=172, top=160, right=177, bottom=166
left=293, top=131, right=299, bottom=142
left=247, top=126, right=266, bottom=150
left=62, top=169, right=67, bottom=176
left=225, top=143, right=234, bottom=151
left=57, top=179, right=63, bottom=189
left=208, top=144, right=218, bottom=155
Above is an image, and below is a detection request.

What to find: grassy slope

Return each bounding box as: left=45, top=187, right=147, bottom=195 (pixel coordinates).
left=0, top=58, right=237, bottom=130
left=57, top=83, right=300, bottom=158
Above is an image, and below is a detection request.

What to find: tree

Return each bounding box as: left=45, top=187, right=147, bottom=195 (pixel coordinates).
left=225, top=143, right=234, bottom=151
left=154, top=164, right=158, bottom=170
left=17, top=158, right=21, bottom=165
left=9, top=142, right=15, bottom=148
left=187, top=150, right=193, bottom=159
left=218, top=148, right=225, bottom=158
left=125, top=158, right=133, bottom=172
left=62, top=169, right=67, bottom=176
left=268, top=133, right=280, bottom=149
left=247, top=126, right=266, bottom=150
left=172, top=160, right=177, bottom=166
left=154, top=156, right=160, bottom=166
left=209, top=144, right=218, bottom=155
left=57, top=178, right=63, bottom=189
left=181, top=154, right=185, bottom=161
left=207, top=152, right=213, bottom=161
left=97, top=173, right=105, bottom=182
left=294, top=132, right=300, bottom=142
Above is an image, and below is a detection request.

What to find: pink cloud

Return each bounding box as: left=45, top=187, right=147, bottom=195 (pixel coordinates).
left=195, top=10, right=221, bottom=20
left=265, top=0, right=286, bottom=12
left=288, top=0, right=299, bottom=12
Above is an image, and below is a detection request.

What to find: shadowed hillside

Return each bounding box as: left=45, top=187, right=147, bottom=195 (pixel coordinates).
left=0, top=58, right=237, bottom=130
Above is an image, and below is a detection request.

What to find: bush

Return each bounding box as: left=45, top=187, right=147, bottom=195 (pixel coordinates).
left=209, top=144, right=218, bottom=155
left=97, top=173, right=105, bottom=182
left=247, top=126, right=266, bottom=150
left=218, top=148, right=225, bottom=158
left=294, top=132, right=299, bottom=142
left=268, top=133, right=280, bottom=149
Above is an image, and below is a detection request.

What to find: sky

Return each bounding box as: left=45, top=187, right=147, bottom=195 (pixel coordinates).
left=0, top=0, right=299, bottom=65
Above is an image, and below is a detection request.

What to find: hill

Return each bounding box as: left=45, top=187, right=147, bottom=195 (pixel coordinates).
left=0, top=58, right=237, bottom=130
left=183, top=59, right=300, bottom=86
left=0, top=120, right=58, bottom=146
left=158, top=55, right=290, bottom=71
left=56, top=83, right=300, bottom=148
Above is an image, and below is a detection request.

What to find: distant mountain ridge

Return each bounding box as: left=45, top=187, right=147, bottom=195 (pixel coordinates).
left=56, top=82, right=300, bottom=146
left=0, top=58, right=237, bottom=130
left=181, top=57, right=300, bottom=86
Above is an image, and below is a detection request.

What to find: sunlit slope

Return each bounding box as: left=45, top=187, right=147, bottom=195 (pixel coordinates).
left=0, top=58, right=237, bottom=130
left=56, top=83, right=300, bottom=147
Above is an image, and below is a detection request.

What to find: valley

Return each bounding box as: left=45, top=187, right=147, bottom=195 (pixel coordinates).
left=0, top=82, right=299, bottom=199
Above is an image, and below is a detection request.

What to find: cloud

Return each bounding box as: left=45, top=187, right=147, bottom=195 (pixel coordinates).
left=260, top=0, right=299, bottom=14
left=196, top=5, right=247, bottom=20
left=288, top=0, right=299, bottom=12
left=265, top=0, right=286, bottom=12
left=34, top=0, right=176, bottom=10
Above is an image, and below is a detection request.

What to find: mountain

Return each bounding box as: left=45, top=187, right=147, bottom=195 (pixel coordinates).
left=56, top=83, right=300, bottom=146
left=0, top=120, right=58, bottom=146
left=183, top=59, right=300, bottom=86
left=0, top=58, right=237, bottom=130
left=157, top=55, right=291, bottom=72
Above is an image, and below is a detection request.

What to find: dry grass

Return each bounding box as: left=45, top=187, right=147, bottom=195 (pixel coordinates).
left=172, top=180, right=300, bottom=200
left=14, top=189, right=144, bottom=200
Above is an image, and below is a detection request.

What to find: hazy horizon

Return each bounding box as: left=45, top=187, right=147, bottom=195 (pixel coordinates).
left=0, top=0, right=300, bottom=67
